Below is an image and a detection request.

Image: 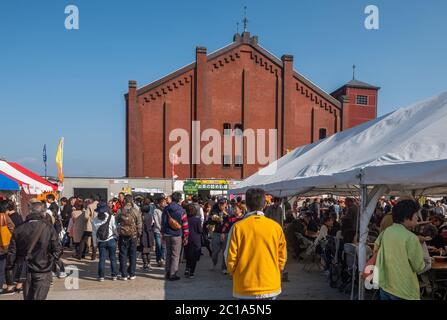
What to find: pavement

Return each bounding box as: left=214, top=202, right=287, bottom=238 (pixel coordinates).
left=1, top=249, right=348, bottom=300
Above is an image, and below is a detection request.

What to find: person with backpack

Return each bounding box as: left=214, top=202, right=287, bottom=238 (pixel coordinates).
left=161, top=192, right=189, bottom=281
left=92, top=201, right=118, bottom=282
left=6, top=201, right=62, bottom=300
left=0, top=200, right=15, bottom=295
left=116, top=195, right=142, bottom=280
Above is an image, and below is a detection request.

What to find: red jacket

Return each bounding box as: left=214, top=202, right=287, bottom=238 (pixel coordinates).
left=113, top=201, right=124, bottom=214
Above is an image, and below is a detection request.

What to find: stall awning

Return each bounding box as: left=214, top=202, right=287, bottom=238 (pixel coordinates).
left=0, top=160, right=58, bottom=194
left=231, top=90, right=447, bottom=197
left=0, top=172, right=20, bottom=191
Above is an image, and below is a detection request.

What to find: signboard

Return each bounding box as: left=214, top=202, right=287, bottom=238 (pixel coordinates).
left=183, top=179, right=229, bottom=194
left=183, top=180, right=199, bottom=194
left=121, top=187, right=132, bottom=194
left=113, top=179, right=129, bottom=184
left=37, top=191, right=59, bottom=202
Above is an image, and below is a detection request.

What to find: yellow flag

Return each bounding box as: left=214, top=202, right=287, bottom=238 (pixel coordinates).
left=56, top=137, right=64, bottom=184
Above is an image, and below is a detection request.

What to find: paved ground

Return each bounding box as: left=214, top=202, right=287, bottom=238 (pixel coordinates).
left=1, top=249, right=347, bottom=300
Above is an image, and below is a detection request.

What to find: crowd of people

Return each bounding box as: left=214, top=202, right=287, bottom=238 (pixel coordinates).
left=283, top=195, right=447, bottom=300
left=0, top=190, right=286, bottom=300
left=2, top=188, right=446, bottom=301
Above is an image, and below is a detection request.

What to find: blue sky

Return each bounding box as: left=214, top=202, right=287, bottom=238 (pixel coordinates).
left=1, top=0, right=446, bottom=177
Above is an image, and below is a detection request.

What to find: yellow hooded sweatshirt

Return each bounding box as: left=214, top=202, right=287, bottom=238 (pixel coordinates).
left=225, top=212, right=287, bottom=299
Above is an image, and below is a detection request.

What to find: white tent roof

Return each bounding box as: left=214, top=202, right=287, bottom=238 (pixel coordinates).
left=231, top=91, right=447, bottom=197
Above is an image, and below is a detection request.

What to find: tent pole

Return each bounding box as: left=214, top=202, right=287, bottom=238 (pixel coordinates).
left=358, top=184, right=388, bottom=300
left=357, top=185, right=368, bottom=300
left=281, top=197, right=287, bottom=228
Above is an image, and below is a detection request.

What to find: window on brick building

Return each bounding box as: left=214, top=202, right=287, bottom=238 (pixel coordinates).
left=223, top=123, right=231, bottom=136
left=234, top=124, right=244, bottom=167
left=319, top=128, right=327, bottom=140
left=234, top=124, right=243, bottom=135
left=223, top=155, right=231, bottom=167
left=235, top=155, right=243, bottom=167
left=356, top=95, right=368, bottom=105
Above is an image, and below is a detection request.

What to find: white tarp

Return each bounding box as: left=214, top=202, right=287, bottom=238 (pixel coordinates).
left=231, top=91, right=447, bottom=196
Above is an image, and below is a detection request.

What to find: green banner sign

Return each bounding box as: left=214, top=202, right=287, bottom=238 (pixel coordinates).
left=183, top=181, right=199, bottom=194
left=183, top=179, right=230, bottom=194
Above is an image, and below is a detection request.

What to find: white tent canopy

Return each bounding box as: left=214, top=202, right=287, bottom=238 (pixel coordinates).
left=231, top=91, right=447, bottom=197
left=231, top=90, right=447, bottom=299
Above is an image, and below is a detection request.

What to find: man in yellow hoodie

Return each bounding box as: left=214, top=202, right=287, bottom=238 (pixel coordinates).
left=225, top=188, right=287, bottom=299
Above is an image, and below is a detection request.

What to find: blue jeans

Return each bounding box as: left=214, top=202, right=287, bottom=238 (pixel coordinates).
left=0, top=254, right=6, bottom=288
left=98, top=238, right=118, bottom=278
left=379, top=288, right=403, bottom=300
left=118, top=236, right=137, bottom=278
left=154, top=233, right=165, bottom=262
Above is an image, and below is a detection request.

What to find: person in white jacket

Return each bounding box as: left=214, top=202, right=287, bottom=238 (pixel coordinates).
left=92, top=202, right=118, bottom=282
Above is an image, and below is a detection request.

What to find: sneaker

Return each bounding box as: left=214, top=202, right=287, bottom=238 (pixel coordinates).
left=119, top=276, right=128, bottom=281
left=184, top=270, right=190, bottom=278
left=129, top=276, right=136, bottom=280
left=97, top=277, right=105, bottom=282
left=189, top=274, right=195, bottom=279
left=57, top=272, right=67, bottom=279
left=0, top=288, right=16, bottom=296
left=111, top=276, right=118, bottom=281
left=169, top=275, right=181, bottom=281
left=157, top=261, right=164, bottom=267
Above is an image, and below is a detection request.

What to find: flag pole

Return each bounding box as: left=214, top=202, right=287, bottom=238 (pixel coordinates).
left=171, top=154, right=175, bottom=193
left=43, top=144, right=48, bottom=180
left=171, top=153, right=179, bottom=194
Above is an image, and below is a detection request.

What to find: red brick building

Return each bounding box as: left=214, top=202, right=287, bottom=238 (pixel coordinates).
left=125, top=32, right=379, bottom=180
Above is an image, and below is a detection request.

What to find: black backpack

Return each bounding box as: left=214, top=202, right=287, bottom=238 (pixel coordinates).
left=97, top=214, right=112, bottom=241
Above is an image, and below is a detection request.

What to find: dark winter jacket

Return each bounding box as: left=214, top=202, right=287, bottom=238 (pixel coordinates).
left=8, top=211, right=23, bottom=228
left=60, top=204, right=73, bottom=228
left=141, top=205, right=155, bottom=249
left=6, top=213, right=62, bottom=273
left=186, top=216, right=203, bottom=249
